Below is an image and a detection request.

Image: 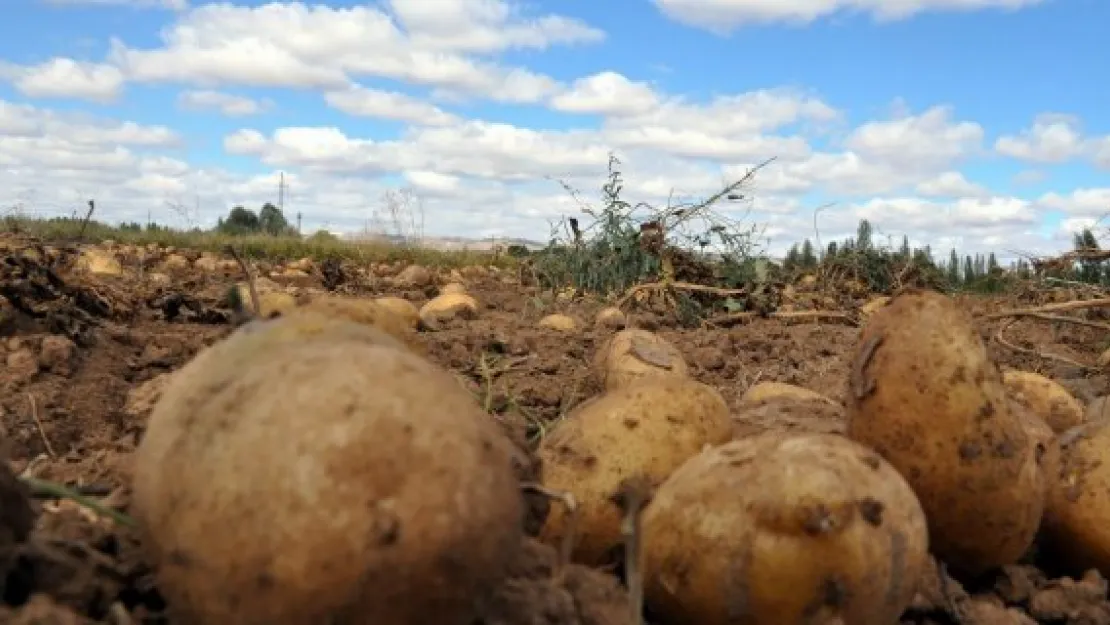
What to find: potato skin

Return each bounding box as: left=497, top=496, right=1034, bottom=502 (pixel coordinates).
left=538, top=377, right=731, bottom=565
left=1003, top=370, right=1086, bottom=434
left=741, top=382, right=838, bottom=407
left=592, top=328, right=689, bottom=391
left=1042, top=419, right=1110, bottom=576
left=642, top=432, right=929, bottom=625
left=132, top=326, right=523, bottom=625
left=846, top=289, right=1044, bottom=576
left=290, top=295, right=422, bottom=352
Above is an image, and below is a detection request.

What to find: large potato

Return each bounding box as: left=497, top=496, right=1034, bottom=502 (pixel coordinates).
left=592, top=328, right=688, bottom=391
left=372, top=296, right=421, bottom=329
left=132, top=319, right=524, bottom=625
left=538, top=377, right=731, bottom=565
left=1041, top=419, right=1110, bottom=576
left=642, top=432, right=929, bottom=625
left=1003, top=370, right=1086, bottom=434
left=845, top=289, right=1045, bottom=576
left=288, top=295, right=421, bottom=352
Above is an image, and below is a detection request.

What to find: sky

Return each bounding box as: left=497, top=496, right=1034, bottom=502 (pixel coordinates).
left=0, top=0, right=1107, bottom=258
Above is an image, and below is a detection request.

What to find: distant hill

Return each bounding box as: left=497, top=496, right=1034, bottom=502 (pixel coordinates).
left=342, top=232, right=546, bottom=252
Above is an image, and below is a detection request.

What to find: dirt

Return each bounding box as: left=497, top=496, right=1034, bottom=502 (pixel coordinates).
left=1, top=232, right=1109, bottom=623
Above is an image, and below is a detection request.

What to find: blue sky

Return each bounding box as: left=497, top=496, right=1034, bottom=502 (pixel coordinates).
left=0, top=0, right=1107, bottom=256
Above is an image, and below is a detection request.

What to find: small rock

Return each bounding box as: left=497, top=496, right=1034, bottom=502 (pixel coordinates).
left=38, top=336, right=77, bottom=377
left=5, top=348, right=38, bottom=384
left=396, top=265, right=433, bottom=287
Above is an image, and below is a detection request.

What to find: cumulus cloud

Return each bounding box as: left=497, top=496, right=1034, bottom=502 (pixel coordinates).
left=42, top=0, right=187, bottom=10
left=2, top=1, right=590, bottom=105
left=177, top=90, right=270, bottom=116
left=995, top=113, right=1110, bottom=169
left=0, top=58, right=125, bottom=103
left=324, top=85, right=459, bottom=126
left=653, top=0, right=1045, bottom=32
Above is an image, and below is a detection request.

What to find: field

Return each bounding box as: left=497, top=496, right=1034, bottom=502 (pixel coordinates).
left=1, top=227, right=1110, bottom=624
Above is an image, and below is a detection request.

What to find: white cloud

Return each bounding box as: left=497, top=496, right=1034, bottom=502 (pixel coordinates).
left=324, top=85, right=459, bottom=126
left=0, top=58, right=124, bottom=103
left=42, top=0, right=187, bottom=10
left=177, top=90, right=270, bottom=116
left=550, top=72, right=660, bottom=117
left=995, top=113, right=1110, bottom=169
left=916, top=171, right=988, bottom=198
left=65, top=1, right=592, bottom=104
left=653, top=0, right=1045, bottom=32
left=995, top=113, right=1085, bottom=163
left=1037, top=188, right=1110, bottom=218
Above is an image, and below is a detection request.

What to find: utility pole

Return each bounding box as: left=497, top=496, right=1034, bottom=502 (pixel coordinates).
left=297, top=212, right=302, bottom=235
left=278, top=172, right=285, bottom=213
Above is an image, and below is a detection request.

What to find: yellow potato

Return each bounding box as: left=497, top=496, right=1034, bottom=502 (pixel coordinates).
left=845, top=289, right=1044, bottom=576
left=537, top=314, right=577, bottom=332
left=233, top=284, right=297, bottom=319
left=1042, top=419, right=1110, bottom=577
left=740, top=381, right=838, bottom=407
left=537, top=377, right=731, bottom=565
left=592, top=328, right=688, bottom=391
left=132, top=320, right=524, bottom=625
left=289, top=295, right=421, bottom=352
left=732, top=395, right=847, bottom=439
left=642, top=432, right=929, bottom=625
left=372, top=296, right=421, bottom=330
left=1003, top=370, right=1086, bottom=434
left=859, top=295, right=891, bottom=319
left=440, top=282, right=468, bottom=295
left=594, top=307, right=627, bottom=330
left=419, top=292, right=479, bottom=328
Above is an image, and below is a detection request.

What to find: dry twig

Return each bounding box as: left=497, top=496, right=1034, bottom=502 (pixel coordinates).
left=223, top=243, right=261, bottom=317
left=709, top=309, right=858, bottom=327
left=993, top=319, right=1090, bottom=370
left=980, top=297, right=1110, bottom=320
left=520, top=483, right=579, bottom=584
left=26, top=393, right=56, bottom=458
left=613, top=477, right=652, bottom=625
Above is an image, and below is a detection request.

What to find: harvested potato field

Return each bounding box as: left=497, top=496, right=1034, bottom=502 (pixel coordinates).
left=2, top=231, right=1110, bottom=624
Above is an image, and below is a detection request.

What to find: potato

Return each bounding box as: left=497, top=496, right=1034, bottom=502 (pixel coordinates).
left=288, top=295, right=421, bottom=352
left=594, top=307, right=627, bottom=330
left=419, top=292, right=479, bottom=328
left=372, top=296, right=421, bottom=329
left=538, top=313, right=577, bottom=332
left=845, top=289, right=1044, bottom=576
left=592, top=328, right=688, bottom=391
left=232, top=283, right=297, bottom=318
left=733, top=395, right=847, bottom=439
left=859, top=295, right=891, bottom=319
left=132, top=320, right=524, bottom=625
left=1041, top=418, right=1110, bottom=576
left=1003, top=370, right=1086, bottom=434
left=740, top=381, right=838, bottom=407
left=642, top=432, right=929, bottom=625
left=440, top=282, right=468, bottom=295
left=537, top=377, right=731, bottom=565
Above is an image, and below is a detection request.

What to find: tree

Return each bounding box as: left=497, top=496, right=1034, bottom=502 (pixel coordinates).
left=800, top=239, right=817, bottom=268
left=947, top=249, right=960, bottom=285
left=258, top=202, right=292, bottom=235
left=899, top=235, right=910, bottom=259
left=855, top=219, right=873, bottom=251
left=217, top=206, right=261, bottom=235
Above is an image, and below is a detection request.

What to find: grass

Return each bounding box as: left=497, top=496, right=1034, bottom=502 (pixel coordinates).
left=2, top=215, right=515, bottom=269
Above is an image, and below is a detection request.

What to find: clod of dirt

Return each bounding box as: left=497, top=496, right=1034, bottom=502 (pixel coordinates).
left=0, top=459, right=35, bottom=599
left=38, top=336, right=77, bottom=377
left=477, top=538, right=633, bottom=625
left=395, top=264, right=433, bottom=287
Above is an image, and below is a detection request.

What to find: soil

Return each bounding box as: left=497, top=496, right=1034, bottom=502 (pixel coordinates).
left=1, top=232, right=1108, bottom=624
